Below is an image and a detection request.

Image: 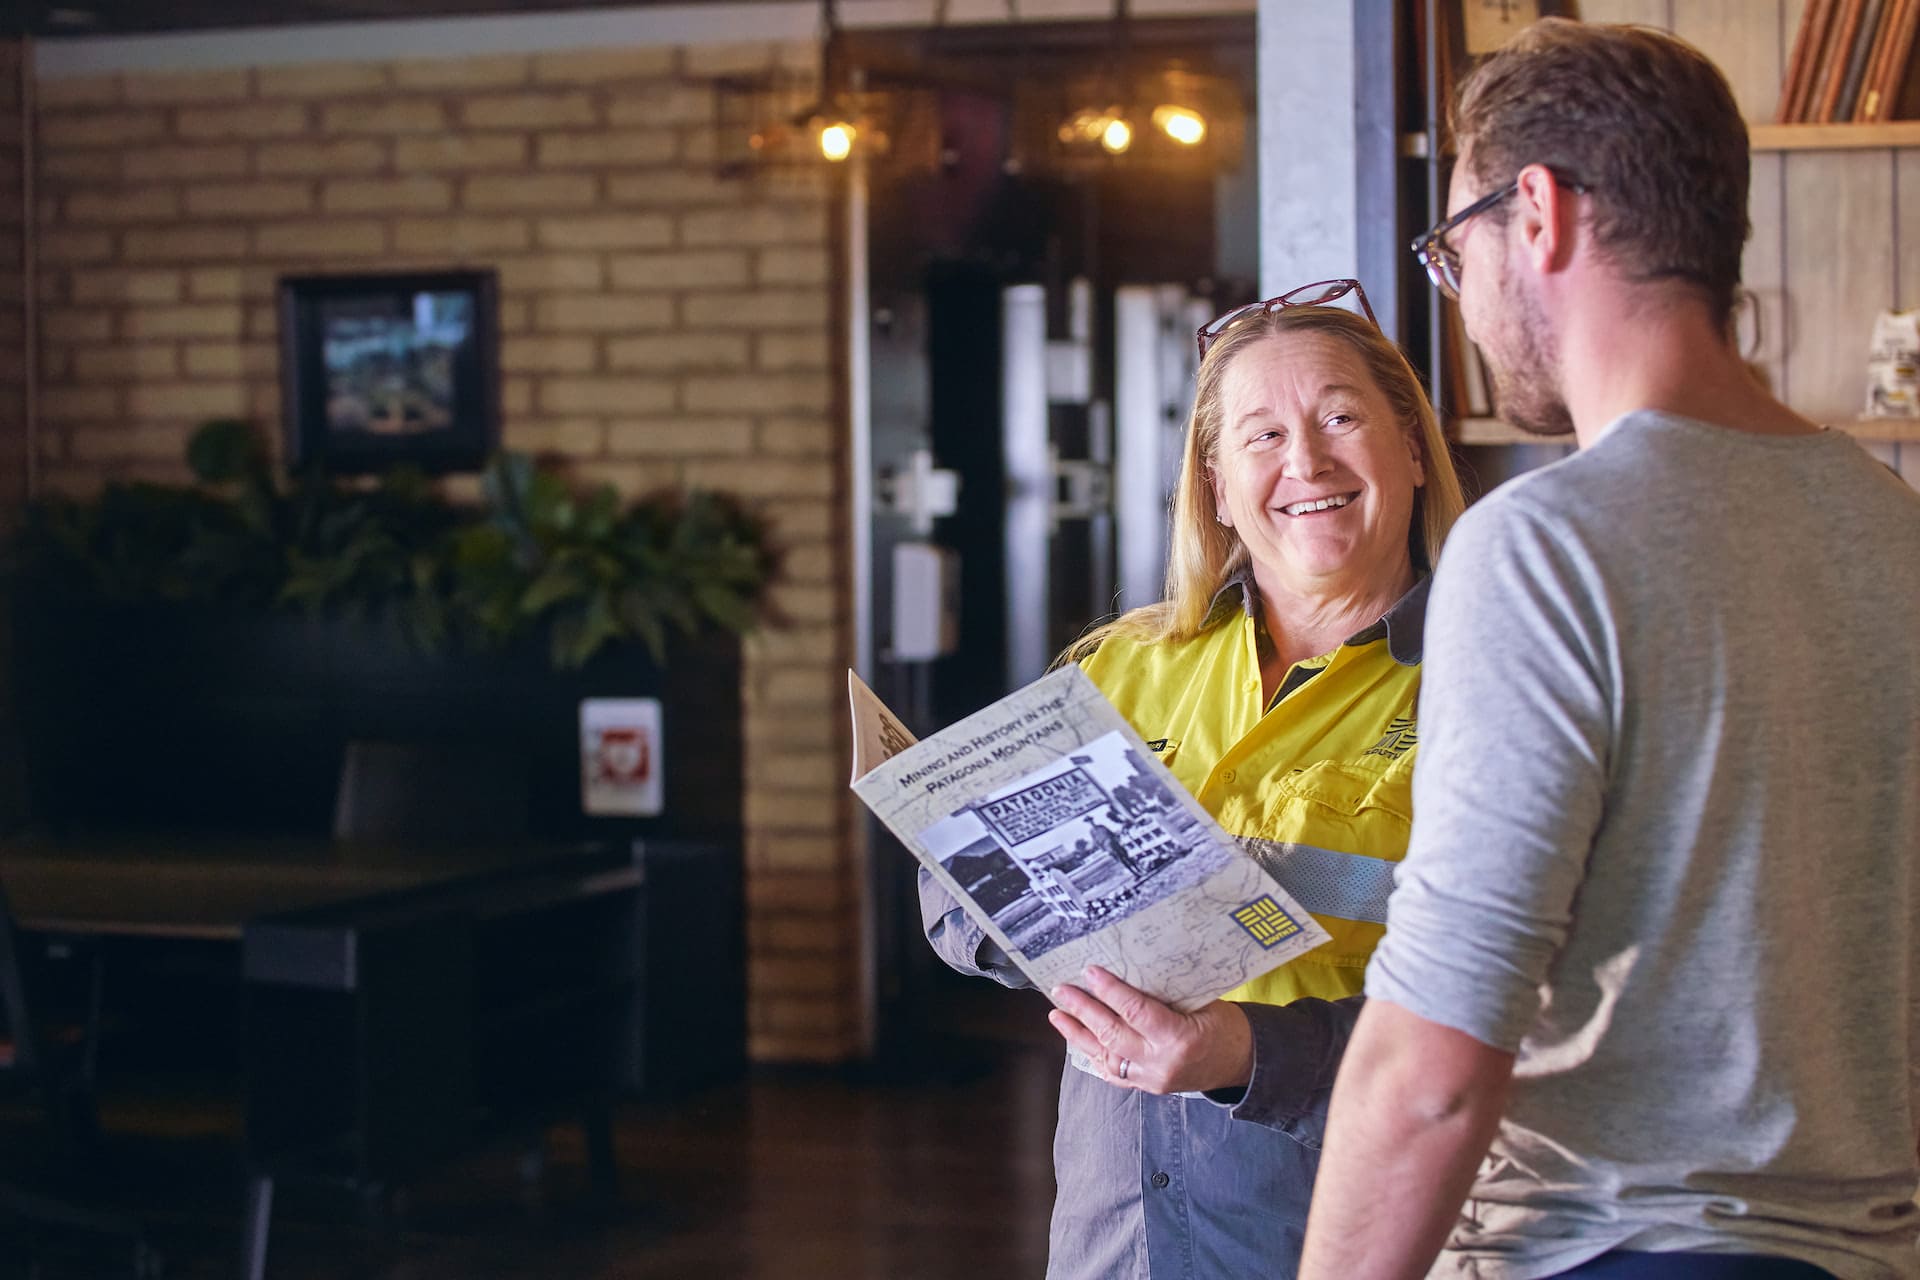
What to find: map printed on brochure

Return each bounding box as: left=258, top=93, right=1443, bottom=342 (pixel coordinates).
left=849, top=665, right=1330, bottom=1013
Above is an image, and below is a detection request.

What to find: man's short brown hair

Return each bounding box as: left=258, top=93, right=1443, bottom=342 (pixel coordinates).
left=1451, top=18, right=1751, bottom=329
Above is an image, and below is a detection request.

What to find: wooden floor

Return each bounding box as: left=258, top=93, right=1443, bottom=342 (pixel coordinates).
left=0, top=1006, right=1063, bottom=1279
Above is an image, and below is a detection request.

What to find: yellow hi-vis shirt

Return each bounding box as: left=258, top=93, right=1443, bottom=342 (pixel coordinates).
left=1078, top=577, right=1426, bottom=1008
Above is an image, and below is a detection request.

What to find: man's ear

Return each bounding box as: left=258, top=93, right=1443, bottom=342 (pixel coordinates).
left=1512, top=162, right=1577, bottom=274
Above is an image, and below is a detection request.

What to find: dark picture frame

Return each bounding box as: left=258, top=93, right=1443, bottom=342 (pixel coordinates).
left=279, top=270, right=500, bottom=474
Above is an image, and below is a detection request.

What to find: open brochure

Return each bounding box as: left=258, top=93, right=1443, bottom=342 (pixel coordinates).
left=849, top=666, right=1330, bottom=1012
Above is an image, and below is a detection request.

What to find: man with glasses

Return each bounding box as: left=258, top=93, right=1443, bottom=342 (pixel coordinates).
left=1300, top=18, right=1920, bottom=1280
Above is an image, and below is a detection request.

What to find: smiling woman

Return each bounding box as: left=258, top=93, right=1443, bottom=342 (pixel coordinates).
left=919, top=295, right=1471, bottom=1280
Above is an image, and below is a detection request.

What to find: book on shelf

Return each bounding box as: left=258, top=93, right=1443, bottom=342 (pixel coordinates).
left=1444, top=301, right=1494, bottom=422
left=1834, top=0, right=1890, bottom=120
left=1781, top=0, right=1840, bottom=122
left=848, top=667, right=1330, bottom=1012
left=1816, top=0, right=1875, bottom=121
left=1861, top=0, right=1920, bottom=121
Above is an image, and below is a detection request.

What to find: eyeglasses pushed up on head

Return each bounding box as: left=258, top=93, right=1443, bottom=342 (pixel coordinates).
left=1195, top=278, right=1378, bottom=361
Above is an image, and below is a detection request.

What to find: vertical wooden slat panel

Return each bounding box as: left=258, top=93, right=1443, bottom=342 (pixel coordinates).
left=1782, top=150, right=1896, bottom=421
left=1743, top=152, right=1790, bottom=398
left=1674, top=0, right=1788, bottom=119
left=1897, top=148, right=1920, bottom=304
left=1580, top=0, right=1674, bottom=29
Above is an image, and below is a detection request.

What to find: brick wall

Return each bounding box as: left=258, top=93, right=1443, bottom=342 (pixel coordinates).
left=31, top=41, right=861, bottom=1062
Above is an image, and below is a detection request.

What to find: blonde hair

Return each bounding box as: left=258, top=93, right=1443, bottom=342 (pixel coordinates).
left=1066, top=305, right=1466, bottom=663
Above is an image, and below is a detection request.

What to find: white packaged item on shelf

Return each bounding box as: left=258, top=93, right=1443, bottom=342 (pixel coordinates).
left=1865, top=308, right=1920, bottom=419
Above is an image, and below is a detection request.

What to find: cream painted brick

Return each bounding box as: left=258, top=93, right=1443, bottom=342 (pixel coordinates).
left=322, top=100, right=447, bottom=135
left=123, top=226, right=250, bottom=262
left=177, top=102, right=309, bottom=139
left=70, top=423, right=189, bottom=462
left=744, top=871, right=848, bottom=914
left=604, top=169, right=744, bottom=206
left=747, top=1030, right=857, bottom=1064
left=394, top=134, right=528, bottom=171
left=605, top=84, right=713, bottom=127
left=539, top=377, right=675, bottom=415
left=683, top=455, right=834, bottom=498
left=70, top=269, right=184, bottom=305
left=254, top=219, right=388, bottom=257
left=256, top=139, right=387, bottom=176
left=606, top=249, right=749, bottom=290
left=677, top=126, right=719, bottom=166
left=39, top=230, right=115, bottom=264
left=40, top=111, right=166, bottom=148
left=498, top=300, right=531, bottom=334
left=494, top=254, right=603, bottom=292
left=461, top=91, right=596, bottom=130
left=65, top=186, right=180, bottom=224
left=239, top=342, right=279, bottom=376
left=187, top=268, right=253, bottom=300
left=42, top=309, right=114, bottom=342
left=681, top=204, right=828, bottom=247
left=743, top=707, right=841, bottom=753
left=534, top=213, right=673, bottom=251
left=73, top=345, right=179, bottom=380
left=391, top=215, right=531, bottom=255
left=534, top=294, right=673, bottom=332
left=756, top=246, right=831, bottom=286
left=35, top=75, right=121, bottom=109
left=743, top=784, right=842, bottom=831
left=583, top=461, right=674, bottom=497
left=323, top=176, right=453, bottom=214
left=184, top=181, right=314, bottom=219
left=245, top=304, right=278, bottom=339
left=122, top=305, right=244, bottom=340
left=535, top=130, right=677, bottom=168
left=122, top=69, right=251, bottom=103
left=748, top=832, right=844, bottom=875
left=766, top=581, right=839, bottom=624
left=40, top=151, right=121, bottom=182
left=248, top=383, right=281, bottom=419
left=684, top=289, right=825, bottom=330
left=683, top=371, right=830, bottom=414
left=532, top=47, right=677, bottom=83
left=182, top=344, right=246, bottom=378
left=756, top=497, right=834, bottom=540
left=259, top=63, right=391, bottom=98
left=777, top=543, right=836, bottom=582
left=392, top=54, right=530, bottom=91
left=503, top=417, right=605, bottom=454
left=502, top=378, right=534, bottom=416
left=127, top=381, right=249, bottom=419
left=755, top=333, right=828, bottom=371
left=501, top=335, right=597, bottom=373
left=681, top=42, right=778, bottom=77
left=605, top=416, right=754, bottom=455
left=605, top=333, right=749, bottom=370
left=773, top=40, right=822, bottom=75
left=755, top=417, right=835, bottom=456
left=39, top=386, right=121, bottom=420
left=747, top=954, right=849, bottom=996
left=123, top=142, right=248, bottom=181
left=464, top=172, right=597, bottom=211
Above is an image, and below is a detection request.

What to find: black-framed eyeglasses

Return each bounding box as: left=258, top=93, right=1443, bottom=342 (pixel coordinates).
left=1411, top=172, right=1593, bottom=300
left=1195, top=278, right=1378, bottom=360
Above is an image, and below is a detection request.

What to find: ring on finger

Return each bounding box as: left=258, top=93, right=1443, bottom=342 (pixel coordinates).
left=1118, top=1057, right=1131, bottom=1081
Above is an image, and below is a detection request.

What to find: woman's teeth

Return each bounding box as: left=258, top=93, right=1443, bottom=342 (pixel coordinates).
left=1281, top=494, right=1353, bottom=517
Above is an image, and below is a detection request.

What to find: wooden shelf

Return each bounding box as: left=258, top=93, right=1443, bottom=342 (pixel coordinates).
left=1748, top=121, right=1920, bottom=151
left=1453, top=416, right=1920, bottom=446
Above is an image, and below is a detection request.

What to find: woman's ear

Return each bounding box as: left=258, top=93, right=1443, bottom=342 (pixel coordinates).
left=1407, top=428, right=1427, bottom=488
left=1207, top=467, right=1233, bottom=527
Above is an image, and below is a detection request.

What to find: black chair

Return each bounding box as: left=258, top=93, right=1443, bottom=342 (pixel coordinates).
left=0, top=877, right=161, bottom=1279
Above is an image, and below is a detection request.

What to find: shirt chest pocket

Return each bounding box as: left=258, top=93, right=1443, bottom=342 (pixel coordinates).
left=1232, top=755, right=1415, bottom=969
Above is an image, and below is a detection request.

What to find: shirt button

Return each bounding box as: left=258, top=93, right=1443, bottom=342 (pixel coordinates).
left=1220, top=769, right=1236, bottom=784
left=1151, top=1171, right=1171, bottom=1189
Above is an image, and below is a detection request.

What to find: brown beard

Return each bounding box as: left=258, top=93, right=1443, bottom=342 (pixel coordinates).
left=1485, top=268, right=1575, bottom=438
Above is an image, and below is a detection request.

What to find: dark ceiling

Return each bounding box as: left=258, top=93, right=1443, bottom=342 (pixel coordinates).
left=7, top=0, right=731, bottom=39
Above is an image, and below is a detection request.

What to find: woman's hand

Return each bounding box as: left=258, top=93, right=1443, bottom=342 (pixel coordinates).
left=1049, top=965, right=1254, bottom=1095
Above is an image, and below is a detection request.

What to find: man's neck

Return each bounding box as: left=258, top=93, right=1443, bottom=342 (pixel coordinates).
left=1555, top=287, right=1819, bottom=448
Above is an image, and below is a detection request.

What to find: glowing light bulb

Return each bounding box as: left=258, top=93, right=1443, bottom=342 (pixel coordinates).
left=1152, top=104, right=1206, bottom=146
left=1100, top=117, right=1133, bottom=154
left=819, top=122, right=855, bottom=162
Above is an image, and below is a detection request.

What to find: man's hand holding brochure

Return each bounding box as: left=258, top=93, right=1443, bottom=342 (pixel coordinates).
left=848, top=665, right=1329, bottom=1012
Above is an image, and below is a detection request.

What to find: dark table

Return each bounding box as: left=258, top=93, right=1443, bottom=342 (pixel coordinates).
left=1, top=835, right=651, bottom=1280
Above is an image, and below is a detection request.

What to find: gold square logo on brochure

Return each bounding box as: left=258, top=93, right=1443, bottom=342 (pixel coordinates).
left=1362, top=716, right=1417, bottom=762
left=1231, top=896, right=1305, bottom=949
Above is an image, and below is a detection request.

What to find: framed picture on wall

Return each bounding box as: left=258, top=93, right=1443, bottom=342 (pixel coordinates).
left=278, top=270, right=500, bottom=474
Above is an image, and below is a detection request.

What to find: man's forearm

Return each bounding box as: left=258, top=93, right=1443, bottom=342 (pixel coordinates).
left=1299, top=1000, right=1514, bottom=1280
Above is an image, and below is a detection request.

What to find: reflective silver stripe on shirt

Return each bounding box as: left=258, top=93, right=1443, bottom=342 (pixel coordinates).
left=1235, top=837, right=1398, bottom=925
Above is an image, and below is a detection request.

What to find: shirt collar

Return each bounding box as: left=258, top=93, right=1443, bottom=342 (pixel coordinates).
left=1208, top=571, right=1429, bottom=667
